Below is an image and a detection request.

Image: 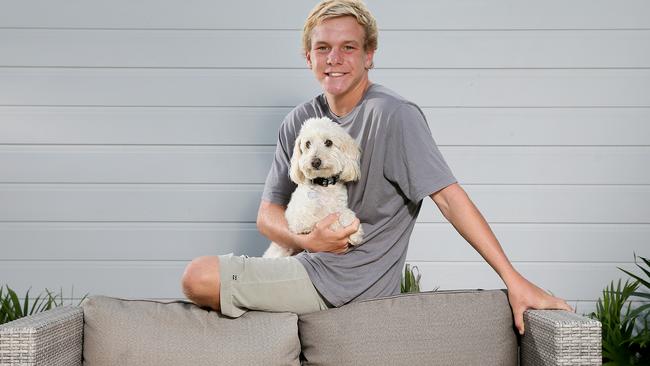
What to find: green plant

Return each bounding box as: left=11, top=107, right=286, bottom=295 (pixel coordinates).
left=618, top=254, right=650, bottom=327
left=0, top=285, right=88, bottom=325
left=590, top=254, right=650, bottom=365
left=401, top=263, right=422, bottom=293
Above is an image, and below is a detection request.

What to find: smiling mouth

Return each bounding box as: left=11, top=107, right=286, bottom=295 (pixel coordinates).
left=325, top=72, right=347, bottom=77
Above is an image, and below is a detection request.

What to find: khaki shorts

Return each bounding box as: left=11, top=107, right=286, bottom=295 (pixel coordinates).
left=218, top=253, right=331, bottom=318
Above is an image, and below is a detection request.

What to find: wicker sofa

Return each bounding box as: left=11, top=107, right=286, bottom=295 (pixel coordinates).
left=0, top=289, right=601, bottom=365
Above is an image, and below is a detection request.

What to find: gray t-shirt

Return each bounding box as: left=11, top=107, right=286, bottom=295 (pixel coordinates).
left=262, top=83, right=457, bottom=307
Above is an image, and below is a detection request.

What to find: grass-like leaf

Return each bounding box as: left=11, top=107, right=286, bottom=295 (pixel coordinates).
left=8, top=287, right=23, bottom=319
left=401, top=263, right=422, bottom=293
left=594, top=252, right=650, bottom=364
left=618, top=254, right=650, bottom=295
left=0, top=285, right=89, bottom=325
left=591, top=279, right=639, bottom=364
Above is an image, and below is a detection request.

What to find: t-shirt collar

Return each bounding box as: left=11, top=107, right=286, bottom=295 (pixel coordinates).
left=321, top=83, right=376, bottom=125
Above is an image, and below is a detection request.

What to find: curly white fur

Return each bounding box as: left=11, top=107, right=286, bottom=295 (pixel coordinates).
left=263, top=117, right=364, bottom=258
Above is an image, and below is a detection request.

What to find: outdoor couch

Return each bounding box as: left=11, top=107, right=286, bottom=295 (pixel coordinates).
left=0, top=289, right=601, bottom=365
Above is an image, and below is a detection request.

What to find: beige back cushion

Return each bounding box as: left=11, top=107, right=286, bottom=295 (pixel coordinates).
left=81, top=296, right=300, bottom=366
left=298, top=289, right=518, bottom=366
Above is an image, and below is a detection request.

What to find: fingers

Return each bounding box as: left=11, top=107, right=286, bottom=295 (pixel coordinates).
left=313, top=213, right=341, bottom=235
left=342, top=217, right=361, bottom=236
left=556, top=298, right=575, bottom=313
left=312, top=213, right=361, bottom=254
left=333, top=244, right=351, bottom=255
left=317, top=214, right=359, bottom=238
left=543, top=294, right=574, bottom=313
left=514, top=309, right=525, bottom=336
left=515, top=299, right=572, bottom=337
left=318, top=213, right=340, bottom=228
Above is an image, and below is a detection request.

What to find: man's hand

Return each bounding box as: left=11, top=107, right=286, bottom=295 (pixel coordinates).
left=302, top=213, right=360, bottom=254
left=507, top=274, right=574, bottom=335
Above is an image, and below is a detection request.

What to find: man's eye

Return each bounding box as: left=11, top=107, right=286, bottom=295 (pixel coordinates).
left=316, top=46, right=328, bottom=51
left=305, top=141, right=311, bottom=149
left=343, top=46, right=354, bottom=51
left=324, top=139, right=333, bottom=147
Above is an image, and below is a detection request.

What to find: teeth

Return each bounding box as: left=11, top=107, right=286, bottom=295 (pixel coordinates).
left=328, top=72, right=344, bottom=77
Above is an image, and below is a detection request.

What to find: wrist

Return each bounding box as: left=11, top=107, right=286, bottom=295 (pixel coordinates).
left=294, top=232, right=313, bottom=252
left=503, top=269, right=525, bottom=289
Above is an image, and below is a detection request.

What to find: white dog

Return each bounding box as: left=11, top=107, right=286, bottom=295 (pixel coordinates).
left=263, top=117, right=364, bottom=258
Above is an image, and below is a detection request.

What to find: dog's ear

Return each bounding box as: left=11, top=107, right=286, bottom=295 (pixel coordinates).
left=339, top=135, right=361, bottom=182
left=289, top=136, right=307, bottom=184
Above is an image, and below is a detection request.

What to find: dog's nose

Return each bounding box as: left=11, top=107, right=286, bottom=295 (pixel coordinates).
left=311, top=158, right=321, bottom=169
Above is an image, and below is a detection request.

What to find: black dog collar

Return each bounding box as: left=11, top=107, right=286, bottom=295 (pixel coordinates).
left=311, top=174, right=340, bottom=187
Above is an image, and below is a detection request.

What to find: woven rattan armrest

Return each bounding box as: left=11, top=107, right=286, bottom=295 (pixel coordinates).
left=520, top=309, right=601, bottom=366
left=0, top=305, right=83, bottom=366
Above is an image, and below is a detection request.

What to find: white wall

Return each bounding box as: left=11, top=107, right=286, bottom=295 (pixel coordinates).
left=1, top=0, right=649, bottom=316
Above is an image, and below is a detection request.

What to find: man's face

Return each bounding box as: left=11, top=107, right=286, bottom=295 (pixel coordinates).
left=306, top=16, right=375, bottom=102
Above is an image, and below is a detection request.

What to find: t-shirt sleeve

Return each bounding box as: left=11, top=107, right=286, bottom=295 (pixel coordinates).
left=261, top=118, right=298, bottom=206
left=383, top=102, right=457, bottom=203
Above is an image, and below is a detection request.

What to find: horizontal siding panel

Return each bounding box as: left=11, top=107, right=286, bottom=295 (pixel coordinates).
left=381, top=29, right=650, bottom=68
left=0, top=184, right=648, bottom=223
left=447, top=146, right=650, bottom=184
left=2, top=146, right=650, bottom=184
left=1, top=69, right=649, bottom=107
left=1, top=222, right=646, bottom=262
left=0, top=261, right=640, bottom=301
left=373, top=1, right=650, bottom=30
left=385, top=69, right=650, bottom=107
left=0, top=184, right=263, bottom=222
left=0, top=146, right=276, bottom=184
left=0, top=0, right=316, bottom=30
left=0, top=261, right=189, bottom=299
left=409, top=262, right=642, bottom=301
left=429, top=107, right=650, bottom=146
left=2, top=29, right=649, bottom=68
left=0, top=30, right=304, bottom=69
left=407, top=223, right=650, bottom=263
left=0, top=107, right=288, bottom=145
left=2, top=107, right=649, bottom=146
left=1, top=0, right=648, bottom=29
left=0, top=223, right=268, bottom=260
left=419, top=186, right=650, bottom=224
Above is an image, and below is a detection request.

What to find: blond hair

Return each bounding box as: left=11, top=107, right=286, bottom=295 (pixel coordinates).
left=302, top=0, right=378, bottom=54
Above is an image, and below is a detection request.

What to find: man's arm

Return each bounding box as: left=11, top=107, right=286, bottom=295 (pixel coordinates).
left=430, top=183, right=573, bottom=335
left=257, top=200, right=359, bottom=254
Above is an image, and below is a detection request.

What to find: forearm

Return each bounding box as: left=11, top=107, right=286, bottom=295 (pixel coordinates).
left=431, top=184, right=523, bottom=287
left=256, top=200, right=309, bottom=252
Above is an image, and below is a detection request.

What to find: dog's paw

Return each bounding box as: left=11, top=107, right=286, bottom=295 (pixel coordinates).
left=338, top=211, right=356, bottom=227
left=348, top=226, right=364, bottom=246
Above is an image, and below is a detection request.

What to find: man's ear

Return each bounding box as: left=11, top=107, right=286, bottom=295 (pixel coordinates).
left=289, top=137, right=306, bottom=184
left=306, top=51, right=313, bottom=69
left=364, top=48, right=375, bottom=69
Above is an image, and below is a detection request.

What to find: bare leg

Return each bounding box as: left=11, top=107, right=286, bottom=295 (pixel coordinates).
left=181, top=256, right=221, bottom=311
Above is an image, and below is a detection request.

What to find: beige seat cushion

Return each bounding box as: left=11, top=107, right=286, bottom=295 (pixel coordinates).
left=81, top=296, right=300, bottom=366
left=298, top=289, right=518, bottom=366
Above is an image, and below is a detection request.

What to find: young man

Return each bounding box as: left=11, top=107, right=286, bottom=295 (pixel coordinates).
left=182, top=0, right=573, bottom=335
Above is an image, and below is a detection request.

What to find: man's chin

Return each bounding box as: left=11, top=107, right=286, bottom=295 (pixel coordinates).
left=321, top=83, right=350, bottom=97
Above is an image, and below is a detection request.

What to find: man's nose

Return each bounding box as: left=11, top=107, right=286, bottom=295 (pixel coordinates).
left=327, top=50, right=341, bottom=65
left=311, top=158, right=322, bottom=169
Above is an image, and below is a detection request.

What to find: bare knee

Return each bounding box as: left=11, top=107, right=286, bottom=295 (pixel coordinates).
left=181, top=256, right=221, bottom=311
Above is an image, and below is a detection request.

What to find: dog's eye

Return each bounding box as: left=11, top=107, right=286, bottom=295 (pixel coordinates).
left=305, top=141, right=311, bottom=149
left=324, top=139, right=333, bottom=147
